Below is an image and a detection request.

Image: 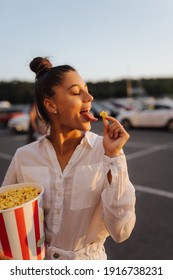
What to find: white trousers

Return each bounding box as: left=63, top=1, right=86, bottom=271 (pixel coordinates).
left=45, top=242, right=107, bottom=260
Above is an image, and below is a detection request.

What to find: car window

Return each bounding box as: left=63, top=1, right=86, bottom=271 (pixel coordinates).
left=141, top=104, right=149, bottom=110
left=154, top=105, right=172, bottom=110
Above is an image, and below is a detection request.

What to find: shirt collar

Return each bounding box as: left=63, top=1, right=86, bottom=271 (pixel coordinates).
left=82, top=131, right=98, bottom=148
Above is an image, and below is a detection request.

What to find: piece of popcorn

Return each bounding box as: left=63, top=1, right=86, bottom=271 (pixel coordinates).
left=100, top=111, right=107, bottom=118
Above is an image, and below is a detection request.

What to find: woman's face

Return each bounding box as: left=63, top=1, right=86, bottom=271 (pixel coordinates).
left=48, top=70, right=96, bottom=132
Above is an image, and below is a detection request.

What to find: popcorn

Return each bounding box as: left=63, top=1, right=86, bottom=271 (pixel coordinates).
left=100, top=111, right=107, bottom=118
left=0, top=183, right=45, bottom=260
left=0, top=186, right=41, bottom=210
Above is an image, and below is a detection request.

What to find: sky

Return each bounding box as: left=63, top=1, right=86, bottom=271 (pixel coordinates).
left=1, top=0, right=173, bottom=82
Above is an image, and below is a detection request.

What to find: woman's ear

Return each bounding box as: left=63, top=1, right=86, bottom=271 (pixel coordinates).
left=44, top=98, right=57, bottom=115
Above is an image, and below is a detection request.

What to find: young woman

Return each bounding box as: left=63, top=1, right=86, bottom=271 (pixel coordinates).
left=1, top=57, right=136, bottom=260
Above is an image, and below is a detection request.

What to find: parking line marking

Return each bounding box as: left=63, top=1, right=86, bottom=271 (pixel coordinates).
left=0, top=135, right=27, bottom=142
left=0, top=152, right=13, bottom=160
left=127, top=141, right=155, bottom=148
left=135, top=185, right=173, bottom=199
left=127, top=141, right=173, bottom=160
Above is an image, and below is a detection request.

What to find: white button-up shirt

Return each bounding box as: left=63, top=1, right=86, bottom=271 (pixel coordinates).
left=2, top=131, right=136, bottom=255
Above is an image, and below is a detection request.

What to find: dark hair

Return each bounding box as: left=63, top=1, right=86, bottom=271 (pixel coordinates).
left=30, top=57, right=76, bottom=124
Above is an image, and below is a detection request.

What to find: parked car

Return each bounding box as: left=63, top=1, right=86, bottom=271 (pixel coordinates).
left=8, top=114, right=30, bottom=132
left=91, top=100, right=110, bottom=118
left=0, top=101, right=11, bottom=108
left=117, top=101, right=173, bottom=131
left=97, top=100, right=119, bottom=117
left=0, top=105, right=28, bottom=127
left=110, top=98, right=143, bottom=111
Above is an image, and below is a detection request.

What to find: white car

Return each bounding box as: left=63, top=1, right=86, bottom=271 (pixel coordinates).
left=117, top=102, right=173, bottom=131
left=8, top=114, right=30, bottom=132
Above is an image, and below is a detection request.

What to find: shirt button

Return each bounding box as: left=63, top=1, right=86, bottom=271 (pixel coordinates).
left=53, top=253, right=59, bottom=259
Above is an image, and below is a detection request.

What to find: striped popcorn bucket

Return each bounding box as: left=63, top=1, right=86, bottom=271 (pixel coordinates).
left=0, top=183, right=46, bottom=260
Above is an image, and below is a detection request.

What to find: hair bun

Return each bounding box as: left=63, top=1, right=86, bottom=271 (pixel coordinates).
left=30, top=57, right=52, bottom=78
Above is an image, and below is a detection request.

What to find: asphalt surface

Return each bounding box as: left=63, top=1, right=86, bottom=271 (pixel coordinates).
left=0, top=121, right=173, bottom=260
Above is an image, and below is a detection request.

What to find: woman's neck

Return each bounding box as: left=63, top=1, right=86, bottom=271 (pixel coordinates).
left=49, top=127, right=84, bottom=155
left=48, top=128, right=85, bottom=171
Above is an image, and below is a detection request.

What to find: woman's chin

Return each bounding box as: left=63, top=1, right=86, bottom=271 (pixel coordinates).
left=81, top=122, right=91, bottom=131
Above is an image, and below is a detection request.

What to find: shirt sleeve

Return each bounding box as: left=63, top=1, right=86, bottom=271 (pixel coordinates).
left=1, top=154, right=17, bottom=187
left=101, top=153, right=136, bottom=243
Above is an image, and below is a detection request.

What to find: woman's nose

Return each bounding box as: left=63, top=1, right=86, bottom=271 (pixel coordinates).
left=83, top=91, right=94, bottom=102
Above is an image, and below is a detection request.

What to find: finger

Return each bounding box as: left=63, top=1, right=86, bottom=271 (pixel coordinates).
left=108, top=127, right=120, bottom=139
left=108, top=123, right=121, bottom=135
left=105, top=115, right=121, bottom=124
left=112, top=128, right=121, bottom=139
left=109, top=123, right=129, bottom=141
left=102, top=117, right=109, bottom=135
left=106, top=116, right=124, bottom=131
left=108, top=119, right=129, bottom=136
left=104, top=116, right=130, bottom=140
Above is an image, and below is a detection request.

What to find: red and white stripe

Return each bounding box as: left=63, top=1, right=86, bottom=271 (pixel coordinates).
left=0, top=196, right=45, bottom=260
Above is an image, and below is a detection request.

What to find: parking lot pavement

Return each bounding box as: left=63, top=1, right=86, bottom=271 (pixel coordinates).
left=0, top=123, right=173, bottom=259
left=105, top=191, right=173, bottom=260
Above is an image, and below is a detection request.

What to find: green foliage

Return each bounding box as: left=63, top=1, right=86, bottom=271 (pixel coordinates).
left=141, top=78, right=173, bottom=97
left=0, top=77, right=173, bottom=104
left=0, top=81, right=34, bottom=104
left=88, top=77, right=173, bottom=99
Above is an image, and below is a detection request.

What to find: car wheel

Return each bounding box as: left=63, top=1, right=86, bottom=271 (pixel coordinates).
left=167, top=119, right=173, bottom=132
left=121, top=119, right=132, bottom=130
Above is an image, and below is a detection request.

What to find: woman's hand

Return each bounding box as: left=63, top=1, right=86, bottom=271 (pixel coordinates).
left=0, top=252, right=12, bottom=260
left=102, top=116, right=130, bottom=157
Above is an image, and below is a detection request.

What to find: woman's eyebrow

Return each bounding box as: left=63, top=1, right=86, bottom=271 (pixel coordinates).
left=67, top=83, right=87, bottom=90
